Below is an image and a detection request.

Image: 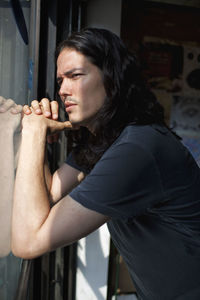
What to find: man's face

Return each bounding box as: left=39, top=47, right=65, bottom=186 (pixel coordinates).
left=57, top=48, right=106, bottom=131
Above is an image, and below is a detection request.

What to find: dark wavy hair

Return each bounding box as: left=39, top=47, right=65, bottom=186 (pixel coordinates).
left=55, top=28, right=165, bottom=170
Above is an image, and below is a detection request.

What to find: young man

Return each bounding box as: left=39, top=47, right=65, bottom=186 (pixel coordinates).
left=12, top=28, right=200, bottom=300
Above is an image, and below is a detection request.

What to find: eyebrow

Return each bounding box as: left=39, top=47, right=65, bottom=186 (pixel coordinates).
left=57, top=68, right=84, bottom=79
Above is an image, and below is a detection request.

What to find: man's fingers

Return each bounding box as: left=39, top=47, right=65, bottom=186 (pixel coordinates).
left=50, top=101, right=59, bottom=120
left=40, top=99, right=59, bottom=119
left=23, top=105, right=32, bottom=115
left=31, top=100, right=42, bottom=114
left=27, top=98, right=59, bottom=120
left=40, top=98, right=51, bottom=118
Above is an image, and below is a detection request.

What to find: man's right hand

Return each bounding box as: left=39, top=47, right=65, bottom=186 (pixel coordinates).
left=23, top=98, right=61, bottom=143
left=23, top=98, right=79, bottom=142
left=23, top=98, right=59, bottom=121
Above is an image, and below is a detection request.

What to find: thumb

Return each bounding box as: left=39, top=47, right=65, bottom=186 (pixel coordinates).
left=63, top=121, right=74, bottom=129
left=47, top=119, right=73, bottom=134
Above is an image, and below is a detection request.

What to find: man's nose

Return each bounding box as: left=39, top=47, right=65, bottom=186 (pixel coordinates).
left=59, top=78, right=72, bottom=98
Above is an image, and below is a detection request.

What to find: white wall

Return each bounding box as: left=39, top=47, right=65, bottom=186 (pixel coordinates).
left=85, top=0, right=122, bottom=36
left=76, top=225, right=110, bottom=300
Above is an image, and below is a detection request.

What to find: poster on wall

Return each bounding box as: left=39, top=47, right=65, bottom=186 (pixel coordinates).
left=139, top=38, right=185, bottom=125
left=140, top=39, right=200, bottom=93
left=170, top=44, right=200, bottom=166
left=182, top=45, right=200, bottom=91
left=139, top=40, right=183, bottom=92
left=140, top=38, right=200, bottom=165
left=170, top=94, right=200, bottom=166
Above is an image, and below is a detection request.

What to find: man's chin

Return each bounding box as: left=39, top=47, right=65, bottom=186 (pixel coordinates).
left=69, top=119, right=81, bottom=126
left=69, top=117, right=95, bottom=133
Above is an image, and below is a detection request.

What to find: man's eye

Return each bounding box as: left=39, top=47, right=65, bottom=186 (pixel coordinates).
left=72, top=73, right=82, bottom=78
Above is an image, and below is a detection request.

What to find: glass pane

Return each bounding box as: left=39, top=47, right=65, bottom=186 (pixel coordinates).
left=0, top=1, right=30, bottom=299
left=0, top=0, right=30, bottom=104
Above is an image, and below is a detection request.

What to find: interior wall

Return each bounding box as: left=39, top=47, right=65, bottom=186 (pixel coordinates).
left=85, top=0, right=122, bottom=36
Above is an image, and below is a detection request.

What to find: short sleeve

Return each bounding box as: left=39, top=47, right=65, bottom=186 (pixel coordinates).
left=65, top=152, right=90, bottom=174
left=69, top=141, right=165, bottom=220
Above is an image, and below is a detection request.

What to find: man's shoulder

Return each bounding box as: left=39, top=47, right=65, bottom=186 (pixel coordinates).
left=114, top=124, right=162, bottom=145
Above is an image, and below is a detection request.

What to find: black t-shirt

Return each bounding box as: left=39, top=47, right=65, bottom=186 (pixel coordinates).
left=66, top=124, right=200, bottom=300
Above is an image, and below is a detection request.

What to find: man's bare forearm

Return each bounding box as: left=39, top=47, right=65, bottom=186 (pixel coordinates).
left=12, top=110, right=75, bottom=257
left=12, top=126, right=50, bottom=255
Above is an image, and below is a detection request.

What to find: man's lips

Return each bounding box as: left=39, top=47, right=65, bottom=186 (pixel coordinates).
left=65, top=101, right=77, bottom=107
left=64, top=102, right=77, bottom=111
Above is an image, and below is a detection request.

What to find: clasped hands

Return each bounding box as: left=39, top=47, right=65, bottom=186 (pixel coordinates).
left=23, top=98, right=76, bottom=143
left=0, top=97, right=75, bottom=143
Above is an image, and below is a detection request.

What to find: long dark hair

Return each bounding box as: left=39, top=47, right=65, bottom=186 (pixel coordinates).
left=56, top=28, right=165, bottom=170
